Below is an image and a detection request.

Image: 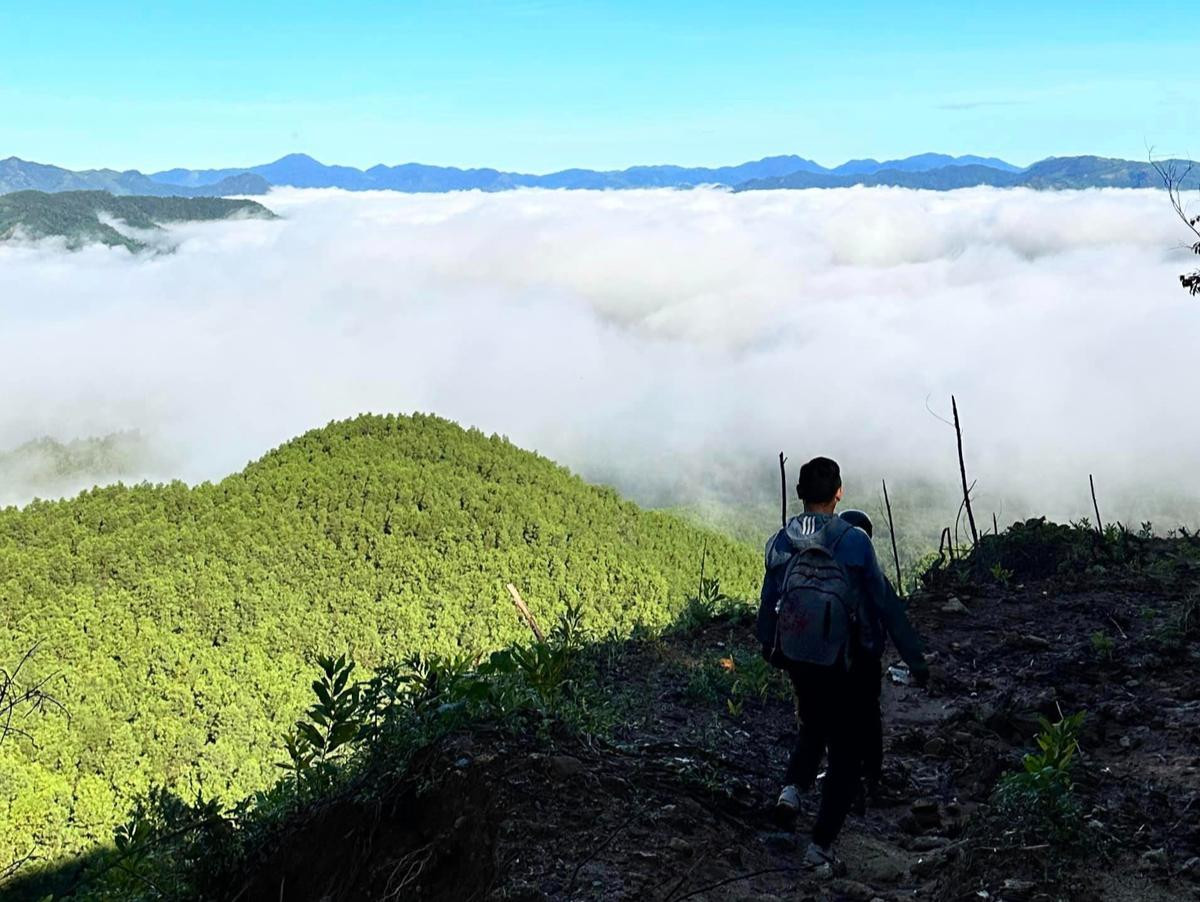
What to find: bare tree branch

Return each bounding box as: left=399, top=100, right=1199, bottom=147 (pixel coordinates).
left=1151, top=152, right=1200, bottom=295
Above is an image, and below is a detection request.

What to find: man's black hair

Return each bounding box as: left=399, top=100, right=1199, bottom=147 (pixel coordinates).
left=797, top=456, right=841, bottom=504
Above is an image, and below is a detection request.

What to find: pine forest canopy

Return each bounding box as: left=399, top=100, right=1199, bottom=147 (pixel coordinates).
left=0, top=190, right=275, bottom=251
left=0, top=413, right=760, bottom=871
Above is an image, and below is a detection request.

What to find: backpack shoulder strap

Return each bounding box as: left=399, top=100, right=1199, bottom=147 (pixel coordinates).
left=822, top=517, right=853, bottom=555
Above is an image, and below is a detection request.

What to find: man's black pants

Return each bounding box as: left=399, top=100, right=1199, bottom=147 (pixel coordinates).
left=783, top=657, right=880, bottom=847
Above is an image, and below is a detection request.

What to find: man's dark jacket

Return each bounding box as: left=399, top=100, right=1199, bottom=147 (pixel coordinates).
left=756, top=513, right=927, bottom=673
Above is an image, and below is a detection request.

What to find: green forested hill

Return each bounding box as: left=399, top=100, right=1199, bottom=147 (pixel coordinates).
left=0, top=413, right=760, bottom=872
left=0, top=190, right=275, bottom=251
left=0, top=433, right=157, bottom=505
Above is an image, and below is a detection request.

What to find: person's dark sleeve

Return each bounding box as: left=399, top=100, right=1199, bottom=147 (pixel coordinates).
left=756, top=567, right=778, bottom=649
left=858, top=541, right=928, bottom=675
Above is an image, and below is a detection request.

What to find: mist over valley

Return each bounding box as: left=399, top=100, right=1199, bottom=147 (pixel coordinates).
left=2, top=185, right=1195, bottom=536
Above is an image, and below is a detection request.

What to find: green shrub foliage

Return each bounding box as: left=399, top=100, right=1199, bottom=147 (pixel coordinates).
left=0, top=413, right=759, bottom=872
left=993, top=711, right=1087, bottom=843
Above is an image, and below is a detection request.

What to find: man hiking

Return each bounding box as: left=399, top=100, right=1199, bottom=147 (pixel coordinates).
left=756, top=456, right=929, bottom=870
left=839, top=508, right=908, bottom=808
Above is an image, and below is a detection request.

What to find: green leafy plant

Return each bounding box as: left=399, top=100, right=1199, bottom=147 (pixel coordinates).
left=1089, top=631, right=1115, bottom=660
left=990, top=562, right=1014, bottom=586
left=278, top=654, right=364, bottom=793
left=677, top=575, right=730, bottom=631
left=729, top=647, right=783, bottom=701
left=105, top=787, right=235, bottom=899
left=993, top=711, right=1086, bottom=843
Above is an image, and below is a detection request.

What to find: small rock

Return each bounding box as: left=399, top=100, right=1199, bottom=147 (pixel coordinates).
left=828, top=879, right=875, bottom=901
left=910, top=797, right=942, bottom=829
left=667, top=836, right=693, bottom=855
left=909, top=851, right=945, bottom=877
left=812, top=858, right=846, bottom=880
left=1119, top=735, right=1133, bottom=750
left=923, top=737, right=947, bottom=756
left=547, top=755, right=584, bottom=779
left=857, top=853, right=908, bottom=884
left=941, top=597, right=970, bottom=614
left=1140, top=847, right=1168, bottom=869
left=1001, top=879, right=1038, bottom=900
left=762, top=831, right=797, bottom=853
left=910, top=836, right=950, bottom=851
left=1181, top=856, right=1200, bottom=878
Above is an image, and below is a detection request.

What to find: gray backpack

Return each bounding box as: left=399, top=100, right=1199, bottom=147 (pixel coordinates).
left=772, top=519, right=859, bottom=667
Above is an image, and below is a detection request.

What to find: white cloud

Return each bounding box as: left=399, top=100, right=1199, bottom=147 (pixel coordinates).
left=1, top=185, right=1196, bottom=529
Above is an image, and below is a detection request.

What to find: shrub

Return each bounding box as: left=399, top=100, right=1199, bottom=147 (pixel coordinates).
left=992, top=711, right=1086, bottom=844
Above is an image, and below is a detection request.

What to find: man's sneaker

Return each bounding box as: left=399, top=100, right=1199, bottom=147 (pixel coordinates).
left=802, top=841, right=837, bottom=870
left=776, top=784, right=802, bottom=813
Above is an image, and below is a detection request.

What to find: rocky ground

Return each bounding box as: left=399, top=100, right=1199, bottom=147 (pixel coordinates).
left=476, top=578, right=1200, bottom=902
left=221, top=528, right=1200, bottom=901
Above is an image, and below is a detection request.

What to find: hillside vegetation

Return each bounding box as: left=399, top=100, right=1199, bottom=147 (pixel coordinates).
left=0, top=433, right=159, bottom=505
left=0, top=190, right=275, bottom=251
left=0, top=414, right=760, bottom=874
left=9, top=520, right=1199, bottom=900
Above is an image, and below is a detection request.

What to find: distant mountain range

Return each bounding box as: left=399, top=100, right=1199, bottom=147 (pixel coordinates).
left=145, top=151, right=1023, bottom=192
left=1, top=152, right=1194, bottom=197
left=0, top=156, right=269, bottom=197
left=0, top=190, right=275, bottom=251
left=737, top=155, right=1200, bottom=191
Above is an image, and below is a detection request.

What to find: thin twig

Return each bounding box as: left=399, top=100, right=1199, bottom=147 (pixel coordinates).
left=567, top=808, right=642, bottom=891
left=882, top=478, right=903, bottom=595
left=505, top=584, right=545, bottom=643
left=778, top=452, right=788, bottom=528
left=1167, top=795, right=1196, bottom=835
left=1090, top=474, right=1104, bottom=535
left=1108, top=615, right=1129, bottom=641
left=952, top=396, right=979, bottom=548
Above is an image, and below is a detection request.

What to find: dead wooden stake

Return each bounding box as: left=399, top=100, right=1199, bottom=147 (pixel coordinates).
left=1090, top=474, right=1103, bottom=535
left=993, top=512, right=999, bottom=535
left=951, top=395, right=979, bottom=548
left=939, top=526, right=954, bottom=562
left=506, top=583, right=545, bottom=643
left=778, top=452, right=788, bottom=528
left=882, top=478, right=903, bottom=595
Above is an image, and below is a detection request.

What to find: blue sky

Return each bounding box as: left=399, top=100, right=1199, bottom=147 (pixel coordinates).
left=2, top=1, right=1196, bottom=172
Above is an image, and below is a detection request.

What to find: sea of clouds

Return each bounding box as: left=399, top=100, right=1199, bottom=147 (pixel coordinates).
left=1, top=186, right=1197, bottom=530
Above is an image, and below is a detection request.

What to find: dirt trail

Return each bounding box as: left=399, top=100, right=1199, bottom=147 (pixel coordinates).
left=475, top=578, right=1200, bottom=901
left=225, top=557, right=1200, bottom=901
